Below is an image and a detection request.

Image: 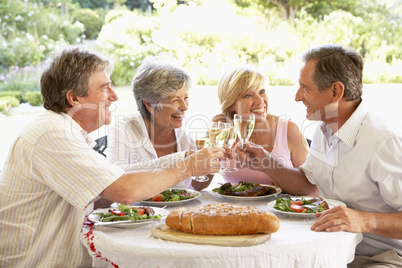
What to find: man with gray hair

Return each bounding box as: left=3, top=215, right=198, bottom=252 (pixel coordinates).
left=241, top=44, right=402, bottom=267
left=0, top=46, right=224, bottom=267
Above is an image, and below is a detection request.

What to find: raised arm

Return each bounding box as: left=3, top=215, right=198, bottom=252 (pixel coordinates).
left=116, top=151, right=188, bottom=171
left=100, top=147, right=224, bottom=204
left=239, top=142, right=317, bottom=196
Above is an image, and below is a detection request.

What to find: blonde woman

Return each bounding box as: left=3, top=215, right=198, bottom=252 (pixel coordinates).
left=213, top=65, right=309, bottom=185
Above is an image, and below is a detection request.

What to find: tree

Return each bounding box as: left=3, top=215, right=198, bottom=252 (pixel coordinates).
left=149, top=0, right=178, bottom=15
left=73, top=0, right=110, bottom=9
left=0, top=0, right=84, bottom=70
left=72, top=8, right=101, bottom=39
left=109, top=0, right=126, bottom=9
left=269, top=0, right=301, bottom=20
left=234, top=0, right=363, bottom=21
left=125, top=0, right=153, bottom=11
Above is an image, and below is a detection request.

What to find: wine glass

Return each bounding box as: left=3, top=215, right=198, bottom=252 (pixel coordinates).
left=234, top=114, right=255, bottom=167
left=209, top=122, right=237, bottom=173
left=191, top=132, right=210, bottom=182
left=219, top=126, right=238, bottom=173
left=209, top=121, right=230, bottom=147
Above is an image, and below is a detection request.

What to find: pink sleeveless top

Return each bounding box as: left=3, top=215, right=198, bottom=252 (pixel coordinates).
left=221, top=119, right=293, bottom=185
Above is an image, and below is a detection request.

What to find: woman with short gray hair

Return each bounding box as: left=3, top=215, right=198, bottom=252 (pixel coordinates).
left=107, top=55, right=211, bottom=190
left=132, top=59, right=192, bottom=122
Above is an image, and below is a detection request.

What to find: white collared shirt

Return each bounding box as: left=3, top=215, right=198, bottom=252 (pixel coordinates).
left=106, top=114, right=196, bottom=188
left=0, top=110, right=124, bottom=267
left=300, top=101, right=402, bottom=256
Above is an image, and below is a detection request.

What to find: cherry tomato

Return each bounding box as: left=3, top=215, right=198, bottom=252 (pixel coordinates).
left=290, top=200, right=304, bottom=206
left=111, top=210, right=126, bottom=216
left=181, top=191, right=193, bottom=197
left=136, top=208, right=145, bottom=215
left=289, top=204, right=308, bottom=213
left=151, top=195, right=163, bottom=202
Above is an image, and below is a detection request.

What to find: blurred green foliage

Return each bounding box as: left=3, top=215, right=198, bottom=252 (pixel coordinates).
left=0, top=80, right=39, bottom=94
left=97, top=1, right=401, bottom=86
left=0, top=0, right=84, bottom=70
left=0, top=96, right=20, bottom=114
left=72, top=8, right=102, bottom=39
left=24, top=91, right=43, bottom=106
left=0, top=0, right=401, bottom=93
left=0, top=90, right=43, bottom=111
left=73, top=0, right=110, bottom=9
left=0, top=91, right=23, bottom=102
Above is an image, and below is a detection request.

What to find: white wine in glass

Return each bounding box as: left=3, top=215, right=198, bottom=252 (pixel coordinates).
left=191, top=133, right=210, bottom=182
left=209, top=122, right=238, bottom=173
left=209, top=122, right=230, bottom=148
left=219, top=126, right=238, bottom=173
left=234, top=114, right=255, bottom=167
left=195, top=137, right=209, bottom=150
left=234, top=114, right=255, bottom=145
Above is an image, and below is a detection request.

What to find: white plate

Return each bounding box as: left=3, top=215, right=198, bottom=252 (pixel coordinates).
left=266, top=197, right=346, bottom=218
left=88, top=206, right=169, bottom=228
left=212, top=184, right=282, bottom=201
left=140, top=189, right=202, bottom=206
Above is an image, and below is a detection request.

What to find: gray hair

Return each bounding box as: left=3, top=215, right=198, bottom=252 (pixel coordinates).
left=302, top=44, right=363, bottom=101
left=41, top=45, right=113, bottom=113
left=132, top=55, right=192, bottom=121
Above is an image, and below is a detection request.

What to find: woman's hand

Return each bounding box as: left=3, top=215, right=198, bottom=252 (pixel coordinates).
left=185, top=150, right=195, bottom=157
left=186, top=147, right=224, bottom=176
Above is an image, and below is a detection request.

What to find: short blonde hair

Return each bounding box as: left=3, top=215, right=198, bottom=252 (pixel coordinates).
left=217, top=65, right=267, bottom=119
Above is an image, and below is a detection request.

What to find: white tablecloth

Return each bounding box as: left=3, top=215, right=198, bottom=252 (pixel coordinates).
left=81, top=180, right=363, bottom=268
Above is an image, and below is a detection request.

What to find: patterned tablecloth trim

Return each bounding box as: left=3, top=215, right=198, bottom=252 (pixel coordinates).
left=83, top=217, right=119, bottom=268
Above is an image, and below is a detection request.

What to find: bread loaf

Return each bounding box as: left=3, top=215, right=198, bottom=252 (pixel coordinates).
left=165, top=203, right=279, bottom=235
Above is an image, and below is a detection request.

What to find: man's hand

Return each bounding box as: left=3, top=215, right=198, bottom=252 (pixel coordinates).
left=311, top=205, right=368, bottom=233
left=234, top=142, right=271, bottom=172
left=311, top=206, right=402, bottom=239
left=223, top=145, right=233, bottom=159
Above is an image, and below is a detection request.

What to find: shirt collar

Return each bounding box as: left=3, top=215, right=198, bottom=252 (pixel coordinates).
left=320, top=100, right=368, bottom=148
left=138, top=116, right=159, bottom=155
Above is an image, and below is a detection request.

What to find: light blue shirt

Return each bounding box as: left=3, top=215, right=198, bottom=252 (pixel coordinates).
left=300, top=101, right=402, bottom=256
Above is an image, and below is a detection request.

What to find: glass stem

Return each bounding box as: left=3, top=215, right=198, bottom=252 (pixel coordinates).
left=241, top=139, right=246, bottom=167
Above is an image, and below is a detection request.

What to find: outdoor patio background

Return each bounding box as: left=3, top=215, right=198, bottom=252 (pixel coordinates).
left=1, top=84, right=401, bottom=170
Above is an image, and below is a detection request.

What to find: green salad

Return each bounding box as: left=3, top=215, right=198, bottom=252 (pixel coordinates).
left=273, top=195, right=329, bottom=214
left=94, top=204, right=162, bottom=222
left=212, top=181, right=260, bottom=194
left=145, top=189, right=197, bottom=202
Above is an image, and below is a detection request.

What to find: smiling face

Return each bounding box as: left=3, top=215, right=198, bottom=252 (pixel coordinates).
left=73, top=70, right=118, bottom=133
left=152, top=85, right=189, bottom=130
left=295, top=60, right=334, bottom=121
left=231, top=83, right=268, bottom=122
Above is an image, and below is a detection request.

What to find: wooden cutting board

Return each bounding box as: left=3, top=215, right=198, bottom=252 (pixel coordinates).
left=151, top=224, right=271, bottom=247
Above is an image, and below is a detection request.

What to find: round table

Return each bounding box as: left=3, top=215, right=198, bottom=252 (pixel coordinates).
left=81, top=181, right=362, bottom=268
